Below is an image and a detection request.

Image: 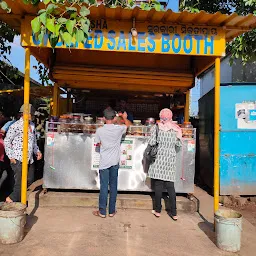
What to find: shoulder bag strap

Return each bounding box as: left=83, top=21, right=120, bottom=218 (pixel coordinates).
left=155, top=124, right=159, bottom=145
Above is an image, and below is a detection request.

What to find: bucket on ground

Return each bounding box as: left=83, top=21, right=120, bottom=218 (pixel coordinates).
left=0, top=202, right=26, bottom=244
left=215, top=209, right=242, bottom=252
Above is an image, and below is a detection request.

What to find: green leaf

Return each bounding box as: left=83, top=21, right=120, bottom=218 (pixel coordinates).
left=31, top=0, right=40, bottom=5
left=140, top=2, right=146, bottom=9
left=49, top=34, right=59, bottom=48
left=46, top=18, right=55, bottom=33
left=80, top=6, right=90, bottom=17
left=128, top=0, right=135, bottom=7
left=81, top=18, right=90, bottom=33
left=66, top=6, right=77, bottom=12
left=55, top=24, right=61, bottom=37
left=38, top=30, right=45, bottom=43
left=31, top=17, right=41, bottom=34
left=76, top=29, right=84, bottom=43
left=38, top=9, right=46, bottom=15
left=154, top=4, right=161, bottom=11
left=39, top=12, right=47, bottom=25
left=66, top=19, right=76, bottom=35
left=43, top=0, right=51, bottom=4
left=62, top=32, right=73, bottom=46
left=58, top=18, right=67, bottom=24
left=81, top=22, right=89, bottom=36
left=0, top=1, right=8, bottom=10
left=70, top=12, right=78, bottom=19
left=46, top=3, right=57, bottom=14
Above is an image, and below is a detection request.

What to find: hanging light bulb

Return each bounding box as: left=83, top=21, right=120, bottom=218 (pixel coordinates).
left=131, top=17, right=137, bottom=38
left=131, top=28, right=137, bottom=37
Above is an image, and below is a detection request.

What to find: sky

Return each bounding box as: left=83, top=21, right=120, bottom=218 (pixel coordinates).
left=6, top=36, right=39, bottom=82
left=167, top=0, right=179, bottom=12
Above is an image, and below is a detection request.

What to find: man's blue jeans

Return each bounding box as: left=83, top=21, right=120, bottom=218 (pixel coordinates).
left=99, top=164, right=119, bottom=215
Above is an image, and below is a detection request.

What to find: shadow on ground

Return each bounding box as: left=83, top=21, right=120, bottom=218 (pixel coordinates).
left=193, top=195, right=216, bottom=245
left=24, top=188, right=41, bottom=237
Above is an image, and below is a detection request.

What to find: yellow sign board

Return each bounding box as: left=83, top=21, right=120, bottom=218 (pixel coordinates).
left=22, top=17, right=226, bottom=56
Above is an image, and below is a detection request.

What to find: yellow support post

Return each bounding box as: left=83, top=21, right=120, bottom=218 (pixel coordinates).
left=21, top=48, right=31, bottom=205
left=185, top=90, right=190, bottom=122
left=214, top=57, right=221, bottom=214
left=53, top=83, right=58, bottom=116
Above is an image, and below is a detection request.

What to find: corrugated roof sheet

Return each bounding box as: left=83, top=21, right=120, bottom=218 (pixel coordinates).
left=0, top=86, right=53, bottom=97
left=0, top=1, right=255, bottom=41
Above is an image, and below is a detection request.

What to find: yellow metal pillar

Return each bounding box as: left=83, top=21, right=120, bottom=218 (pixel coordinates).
left=185, top=90, right=190, bottom=122
left=214, top=57, right=221, bottom=214
left=21, top=48, right=31, bottom=205
left=53, top=83, right=59, bottom=116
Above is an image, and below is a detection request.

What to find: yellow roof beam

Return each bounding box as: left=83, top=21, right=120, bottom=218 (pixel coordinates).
left=58, top=80, right=189, bottom=93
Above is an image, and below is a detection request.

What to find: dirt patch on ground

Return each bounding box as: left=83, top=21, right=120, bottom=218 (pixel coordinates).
left=224, top=201, right=256, bottom=227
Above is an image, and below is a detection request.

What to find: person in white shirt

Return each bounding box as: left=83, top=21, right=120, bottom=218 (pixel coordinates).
left=93, top=109, right=131, bottom=218
left=4, top=104, right=42, bottom=203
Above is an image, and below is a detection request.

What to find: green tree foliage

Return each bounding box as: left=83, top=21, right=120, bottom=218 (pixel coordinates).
left=180, top=0, right=256, bottom=63
left=1, top=0, right=163, bottom=48
left=0, top=20, right=17, bottom=62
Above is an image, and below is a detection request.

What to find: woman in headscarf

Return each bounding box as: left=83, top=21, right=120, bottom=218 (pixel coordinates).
left=147, top=108, right=182, bottom=220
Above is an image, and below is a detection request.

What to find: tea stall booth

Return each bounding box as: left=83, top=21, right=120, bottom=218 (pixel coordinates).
left=2, top=2, right=255, bottom=209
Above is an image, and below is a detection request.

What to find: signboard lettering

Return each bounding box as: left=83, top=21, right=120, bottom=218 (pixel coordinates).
left=23, top=18, right=226, bottom=56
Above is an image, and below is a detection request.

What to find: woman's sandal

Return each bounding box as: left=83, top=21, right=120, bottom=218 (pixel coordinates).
left=92, top=210, right=106, bottom=218
left=152, top=210, right=161, bottom=218
left=171, top=215, right=178, bottom=221
left=109, top=212, right=117, bottom=217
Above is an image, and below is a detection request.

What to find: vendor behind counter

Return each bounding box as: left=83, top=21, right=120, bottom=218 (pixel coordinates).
left=72, top=91, right=184, bottom=124
left=118, top=99, right=134, bottom=123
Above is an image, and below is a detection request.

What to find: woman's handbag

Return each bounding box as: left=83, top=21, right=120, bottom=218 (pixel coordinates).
left=143, top=124, right=159, bottom=165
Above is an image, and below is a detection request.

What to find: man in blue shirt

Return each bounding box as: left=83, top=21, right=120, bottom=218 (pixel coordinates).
left=1, top=120, right=16, bottom=134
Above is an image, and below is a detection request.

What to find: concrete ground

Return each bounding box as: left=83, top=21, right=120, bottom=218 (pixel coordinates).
left=1, top=208, right=232, bottom=256
left=1, top=186, right=256, bottom=256
left=193, top=186, right=256, bottom=256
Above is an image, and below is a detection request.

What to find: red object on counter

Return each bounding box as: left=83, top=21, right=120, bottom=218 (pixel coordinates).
left=0, top=133, right=5, bottom=162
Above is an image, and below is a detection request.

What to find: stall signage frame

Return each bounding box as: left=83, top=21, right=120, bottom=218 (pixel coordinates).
left=22, top=17, right=226, bottom=56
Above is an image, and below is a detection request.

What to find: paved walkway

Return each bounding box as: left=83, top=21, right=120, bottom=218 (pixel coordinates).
left=1, top=186, right=256, bottom=256
left=1, top=207, right=233, bottom=256
left=193, top=186, right=256, bottom=256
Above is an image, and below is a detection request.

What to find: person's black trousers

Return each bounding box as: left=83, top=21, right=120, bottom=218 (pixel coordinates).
left=154, top=179, right=177, bottom=216
left=9, top=161, right=34, bottom=202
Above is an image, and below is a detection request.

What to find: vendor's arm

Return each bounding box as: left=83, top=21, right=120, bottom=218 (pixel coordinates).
left=121, top=112, right=132, bottom=127
left=4, top=125, right=17, bottom=162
